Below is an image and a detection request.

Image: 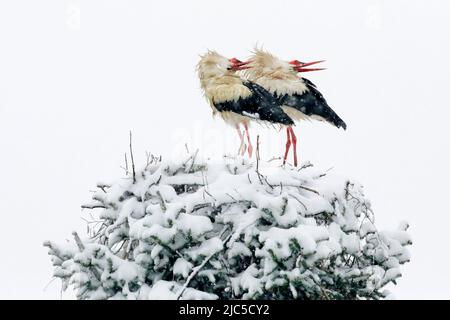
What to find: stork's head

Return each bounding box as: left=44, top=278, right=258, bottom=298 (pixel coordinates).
left=245, top=49, right=325, bottom=80
left=243, top=48, right=326, bottom=95
left=197, top=51, right=250, bottom=81
left=244, top=49, right=297, bottom=80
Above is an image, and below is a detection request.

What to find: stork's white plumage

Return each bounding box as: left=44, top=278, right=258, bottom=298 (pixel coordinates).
left=197, top=51, right=294, bottom=157
left=197, top=52, right=252, bottom=127
left=244, top=50, right=309, bottom=97
left=243, top=49, right=346, bottom=166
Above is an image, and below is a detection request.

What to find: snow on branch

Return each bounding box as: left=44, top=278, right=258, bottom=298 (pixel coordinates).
left=44, top=151, right=411, bottom=300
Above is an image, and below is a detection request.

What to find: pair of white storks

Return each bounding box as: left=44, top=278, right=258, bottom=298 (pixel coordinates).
left=197, top=49, right=346, bottom=166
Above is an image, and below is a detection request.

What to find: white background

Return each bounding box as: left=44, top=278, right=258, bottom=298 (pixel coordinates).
left=0, top=0, right=449, bottom=299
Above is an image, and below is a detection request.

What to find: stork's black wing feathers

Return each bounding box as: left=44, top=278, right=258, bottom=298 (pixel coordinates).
left=214, top=81, right=294, bottom=126
left=277, top=77, right=347, bottom=130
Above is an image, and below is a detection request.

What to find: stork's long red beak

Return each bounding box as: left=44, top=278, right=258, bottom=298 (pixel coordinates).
left=230, top=58, right=251, bottom=71
left=290, top=59, right=326, bottom=73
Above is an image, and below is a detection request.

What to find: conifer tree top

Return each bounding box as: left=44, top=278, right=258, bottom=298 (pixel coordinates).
left=45, top=152, right=411, bottom=300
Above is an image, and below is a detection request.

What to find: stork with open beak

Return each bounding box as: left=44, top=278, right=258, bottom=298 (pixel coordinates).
left=197, top=51, right=294, bottom=157
left=243, top=49, right=346, bottom=166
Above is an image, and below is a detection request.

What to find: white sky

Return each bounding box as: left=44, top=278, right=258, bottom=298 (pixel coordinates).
left=0, top=0, right=449, bottom=299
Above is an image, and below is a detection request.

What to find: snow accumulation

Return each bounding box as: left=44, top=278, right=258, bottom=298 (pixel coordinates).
left=45, top=152, right=411, bottom=300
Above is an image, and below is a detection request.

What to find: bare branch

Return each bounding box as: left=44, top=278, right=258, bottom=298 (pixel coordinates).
left=225, top=193, right=237, bottom=201
left=186, top=149, right=199, bottom=173
left=124, top=153, right=129, bottom=176
left=256, top=135, right=261, bottom=173
left=81, top=203, right=106, bottom=210
left=289, top=193, right=308, bottom=211
left=129, top=131, right=136, bottom=183
left=297, top=161, right=313, bottom=171
left=298, top=185, right=320, bottom=195
left=268, top=156, right=282, bottom=163
left=255, top=135, right=264, bottom=185
left=204, top=189, right=217, bottom=201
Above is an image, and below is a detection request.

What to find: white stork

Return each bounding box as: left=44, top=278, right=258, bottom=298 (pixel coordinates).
left=243, top=49, right=346, bottom=166
left=197, top=51, right=294, bottom=157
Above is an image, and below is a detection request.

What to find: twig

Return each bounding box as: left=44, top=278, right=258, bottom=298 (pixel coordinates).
left=298, top=185, right=320, bottom=195
left=261, top=175, right=274, bottom=189
left=225, top=193, right=237, bottom=201
left=256, top=135, right=261, bottom=173
left=253, top=135, right=274, bottom=189
left=187, top=149, right=199, bottom=173
left=124, top=153, right=129, bottom=176
left=80, top=217, right=103, bottom=225
left=129, top=131, right=136, bottom=183
left=313, top=167, right=333, bottom=179
left=81, top=203, right=106, bottom=209
left=218, top=224, right=231, bottom=239
left=97, top=182, right=110, bottom=190
left=43, top=277, right=57, bottom=292
left=97, top=186, right=107, bottom=193
left=144, top=151, right=154, bottom=170
left=289, top=193, right=308, bottom=211
left=297, top=162, right=313, bottom=171
left=191, top=203, right=211, bottom=212
left=204, top=168, right=210, bottom=190
left=201, top=168, right=209, bottom=192
left=204, top=189, right=217, bottom=201
left=255, top=135, right=264, bottom=185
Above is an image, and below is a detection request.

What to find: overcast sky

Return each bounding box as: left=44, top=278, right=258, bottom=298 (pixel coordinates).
left=0, top=0, right=449, bottom=299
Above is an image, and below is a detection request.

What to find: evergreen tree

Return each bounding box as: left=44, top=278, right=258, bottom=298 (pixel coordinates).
left=45, top=151, right=411, bottom=300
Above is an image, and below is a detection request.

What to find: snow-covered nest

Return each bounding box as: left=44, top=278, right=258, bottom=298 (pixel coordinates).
left=45, top=152, right=411, bottom=300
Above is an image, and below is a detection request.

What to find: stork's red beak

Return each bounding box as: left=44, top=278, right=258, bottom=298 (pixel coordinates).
left=229, top=58, right=251, bottom=71
left=289, top=59, right=326, bottom=73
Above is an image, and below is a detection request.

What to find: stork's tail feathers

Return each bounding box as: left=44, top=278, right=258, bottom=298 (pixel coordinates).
left=301, top=77, right=347, bottom=130
left=327, top=108, right=347, bottom=130
left=315, top=105, right=347, bottom=130
left=330, top=113, right=347, bottom=130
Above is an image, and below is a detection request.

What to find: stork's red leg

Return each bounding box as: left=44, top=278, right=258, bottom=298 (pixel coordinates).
left=235, top=125, right=245, bottom=156
left=289, top=127, right=298, bottom=167
left=283, top=127, right=292, bottom=165
left=244, top=123, right=253, bottom=157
